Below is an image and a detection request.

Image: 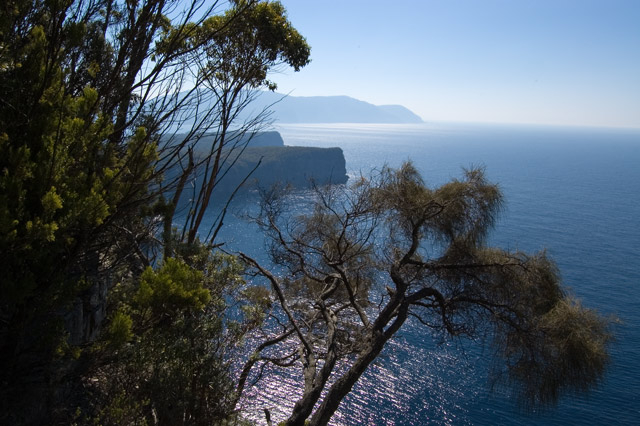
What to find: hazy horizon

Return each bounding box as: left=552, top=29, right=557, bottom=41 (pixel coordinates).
left=271, top=0, right=640, bottom=129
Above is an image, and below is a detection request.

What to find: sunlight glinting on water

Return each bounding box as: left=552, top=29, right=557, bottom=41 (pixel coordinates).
left=237, top=330, right=481, bottom=425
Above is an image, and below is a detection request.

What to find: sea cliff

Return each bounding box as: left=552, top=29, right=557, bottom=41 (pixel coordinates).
left=219, top=145, right=348, bottom=192
left=180, top=130, right=349, bottom=193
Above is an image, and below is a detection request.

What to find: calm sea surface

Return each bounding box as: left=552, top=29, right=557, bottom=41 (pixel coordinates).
left=213, top=122, right=640, bottom=425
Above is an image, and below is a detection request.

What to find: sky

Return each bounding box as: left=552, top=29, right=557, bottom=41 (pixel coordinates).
left=269, top=0, right=640, bottom=128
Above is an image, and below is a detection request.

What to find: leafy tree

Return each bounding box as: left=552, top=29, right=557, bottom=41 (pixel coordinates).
left=0, top=3, right=171, bottom=420
left=162, top=0, right=311, bottom=249
left=238, top=162, right=613, bottom=425
left=90, top=247, right=270, bottom=426
left=0, top=0, right=309, bottom=423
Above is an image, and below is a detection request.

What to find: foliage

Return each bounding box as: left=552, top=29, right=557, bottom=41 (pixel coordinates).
left=90, top=247, right=268, bottom=426
left=171, top=0, right=311, bottom=247
left=238, top=162, right=614, bottom=425
left=0, top=0, right=307, bottom=424
left=1, top=4, right=165, bottom=421
left=196, top=0, right=310, bottom=89
left=134, top=258, right=211, bottom=314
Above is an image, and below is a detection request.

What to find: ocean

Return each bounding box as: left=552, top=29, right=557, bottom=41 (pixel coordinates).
left=213, top=122, right=640, bottom=425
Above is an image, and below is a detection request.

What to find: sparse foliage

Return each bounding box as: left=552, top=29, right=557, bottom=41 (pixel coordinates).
left=238, top=162, right=613, bottom=425
left=175, top=0, right=311, bottom=247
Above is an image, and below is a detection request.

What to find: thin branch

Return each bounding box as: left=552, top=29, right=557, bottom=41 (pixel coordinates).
left=238, top=253, right=314, bottom=355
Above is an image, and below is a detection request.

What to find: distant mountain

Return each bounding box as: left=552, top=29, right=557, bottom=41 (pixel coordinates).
left=245, top=92, right=423, bottom=124
left=377, top=105, right=423, bottom=123
left=163, top=91, right=422, bottom=132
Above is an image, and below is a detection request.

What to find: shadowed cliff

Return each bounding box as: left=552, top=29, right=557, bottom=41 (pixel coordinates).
left=165, top=130, right=348, bottom=198
left=219, top=145, right=348, bottom=192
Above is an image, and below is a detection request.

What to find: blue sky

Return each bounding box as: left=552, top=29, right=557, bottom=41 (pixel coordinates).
left=270, top=0, right=640, bottom=128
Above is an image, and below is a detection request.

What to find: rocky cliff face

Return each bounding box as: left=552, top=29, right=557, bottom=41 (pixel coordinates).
left=173, top=130, right=349, bottom=193
left=2, top=259, right=116, bottom=425
left=217, top=145, right=348, bottom=192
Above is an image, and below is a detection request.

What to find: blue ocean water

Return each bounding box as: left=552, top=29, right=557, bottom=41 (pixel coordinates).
left=215, top=122, right=640, bottom=425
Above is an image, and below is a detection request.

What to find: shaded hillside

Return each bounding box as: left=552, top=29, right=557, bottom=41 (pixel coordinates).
left=169, top=92, right=422, bottom=131
left=377, top=105, right=423, bottom=123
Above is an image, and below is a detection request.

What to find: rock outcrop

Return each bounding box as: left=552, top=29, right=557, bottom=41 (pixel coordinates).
left=218, top=145, right=348, bottom=192
left=173, top=130, right=349, bottom=194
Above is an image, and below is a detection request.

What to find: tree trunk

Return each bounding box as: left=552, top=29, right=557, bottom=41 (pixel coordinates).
left=307, top=302, right=410, bottom=426
left=305, top=332, right=386, bottom=426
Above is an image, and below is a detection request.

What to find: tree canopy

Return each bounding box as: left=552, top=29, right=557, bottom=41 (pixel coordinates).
left=0, top=0, right=309, bottom=423
left=239, top=162, right=613, bottom=425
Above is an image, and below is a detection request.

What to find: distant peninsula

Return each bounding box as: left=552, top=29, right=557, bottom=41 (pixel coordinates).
left=244, top=91, right=423, bottom=124
left=205, top=130, right=348, bottom=191
left=222, top=145, right=348, bottom=191
left=167, top=130, right=348, bottom=195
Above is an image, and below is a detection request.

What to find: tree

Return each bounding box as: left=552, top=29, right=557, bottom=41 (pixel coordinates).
left=89, top=244, right=270, bottom=425
left=0, top=0, right=309, bottom=423
left=0, top=1, right=178, bottom=419
left=170, top=0, right=311, bottom=248
left=238, top=162, right=613, bottom=425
